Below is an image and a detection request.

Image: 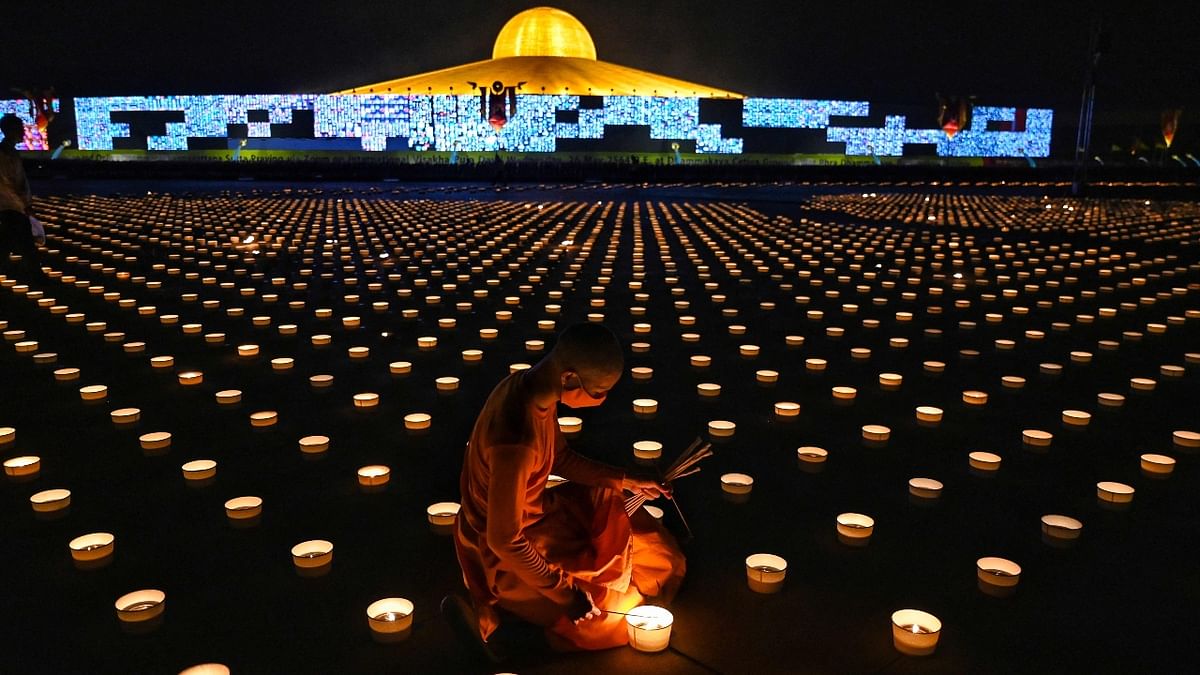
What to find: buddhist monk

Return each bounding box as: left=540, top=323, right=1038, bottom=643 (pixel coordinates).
left=444, top=323, right=686, bottom=662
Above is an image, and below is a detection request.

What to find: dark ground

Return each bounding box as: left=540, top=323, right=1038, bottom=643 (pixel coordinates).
left=2, top=182, right=1198, bottom=674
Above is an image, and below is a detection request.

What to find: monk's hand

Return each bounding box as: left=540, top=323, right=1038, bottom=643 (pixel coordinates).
left=567, top=588, right=601, bottom=625
left=622, top=476, right=672, bottom=500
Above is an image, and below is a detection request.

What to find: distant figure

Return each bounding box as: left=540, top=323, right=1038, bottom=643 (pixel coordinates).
left=444, top=322, right=685, bottom=663
left=0, top=113, right=42, bottom=279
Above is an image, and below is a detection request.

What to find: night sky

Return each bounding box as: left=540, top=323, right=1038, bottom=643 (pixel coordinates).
left=4, top=1, right=1198, bottom=115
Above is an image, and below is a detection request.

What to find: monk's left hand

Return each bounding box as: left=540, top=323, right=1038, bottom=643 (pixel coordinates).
left=622, top=476, right=672, bottom=500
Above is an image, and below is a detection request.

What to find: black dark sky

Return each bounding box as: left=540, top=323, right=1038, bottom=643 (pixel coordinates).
left=4, top=1, right=1198, bottom=115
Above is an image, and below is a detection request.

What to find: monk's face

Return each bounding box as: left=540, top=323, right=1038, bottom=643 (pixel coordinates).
left=560, top=368, right=620, bottom=408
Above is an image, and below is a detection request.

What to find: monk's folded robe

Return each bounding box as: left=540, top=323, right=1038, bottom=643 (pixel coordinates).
left=455, top=370, right=686, bottom=650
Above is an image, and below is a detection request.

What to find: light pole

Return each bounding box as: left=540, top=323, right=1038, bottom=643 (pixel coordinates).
left=1072, top=16, right=1108, bottom=196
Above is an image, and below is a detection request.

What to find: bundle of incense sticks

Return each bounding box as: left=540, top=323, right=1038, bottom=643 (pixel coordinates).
left=625, top=437, right=713, bottom=517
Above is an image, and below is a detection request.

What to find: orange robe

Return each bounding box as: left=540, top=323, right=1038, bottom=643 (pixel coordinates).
left=455, top=371, right=686, bottom=650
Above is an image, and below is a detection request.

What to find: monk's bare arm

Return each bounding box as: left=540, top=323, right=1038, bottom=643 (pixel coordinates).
left=486, top=444, right=575, bottom=602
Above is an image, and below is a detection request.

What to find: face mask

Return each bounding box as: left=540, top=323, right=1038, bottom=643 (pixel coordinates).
left=561, top=373, right=607, bottom=408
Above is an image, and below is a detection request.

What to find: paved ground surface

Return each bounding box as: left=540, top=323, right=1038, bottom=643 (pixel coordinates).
left=2, top=182, right=1198, bottom=674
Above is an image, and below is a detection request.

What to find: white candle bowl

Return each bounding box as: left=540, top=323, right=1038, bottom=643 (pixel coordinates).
left=367, top=597, right=415, bottom=643
left=626, top=605, right=674, bottom=653
left=890, top=609, right=942, bottom=656
left=836, top=513, right=874, bottom=546
left=976, top=557, right=1021, bottom=597
left=745, top=553, right=788, bottom=593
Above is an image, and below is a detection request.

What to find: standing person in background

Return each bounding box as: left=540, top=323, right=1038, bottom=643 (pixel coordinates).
left=0, top=113, right=43, bottom=279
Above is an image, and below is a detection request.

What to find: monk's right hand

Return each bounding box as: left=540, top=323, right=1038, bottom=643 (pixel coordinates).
left=567, top=588, right=601, bottom=624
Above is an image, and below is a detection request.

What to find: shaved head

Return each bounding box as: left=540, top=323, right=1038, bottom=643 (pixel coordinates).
left=550, top=323, right=623, bottom=379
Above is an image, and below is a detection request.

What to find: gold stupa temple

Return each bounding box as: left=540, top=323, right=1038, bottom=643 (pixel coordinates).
left=337, top=6, right=741, bottom=98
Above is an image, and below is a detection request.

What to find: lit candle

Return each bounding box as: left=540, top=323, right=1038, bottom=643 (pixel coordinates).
left=436, top=377, right=460, bottom=392
left=626, top=605, right=674, bottom=653
left=389, top=361, right=412, bottom=375
left=366, top=598, right=415, bottom=642
left=178, top=371, right=203, bottom=386
left=720, top=473, right=754, bottom=495
left=976, top=557, right=1021, bottom=597
left=139, top=431, right=172, bottom=451
left=633, top=441, right=663, bottom=460
left=558, top=416, right=583, bottom=434
left=1041, top=514, right=1083, bottom=543
left=298, top=435, right=330, bottom=454
left=269, top=357, right=293, bottom=371
left=1022, top=429, right=1053, bottom=448
left=249, top=411, right=278, bottom=427
left=633, top=398, right=658, bottom=415
left=224, top=496, right=262, bottom=521
left=462, top=349, right=483, bottom=363
left=1097, top=393, right=1124, bottom=408
left=181, top=459, right=217, bottom=481
left=404, top=413, right=432, bottom=430
left=697, top=383, right=721, bottom=397
left=1001, top=375, right=1025, bottom=390
left=744, top=553, right=788, bottom=593
left=908, top=477, right=944, bottom=500
left=774, top=401, right=800, bottom=418
left=968, top=451, right=1002, bottom=473
left=109, top=407, right=140, bottom=425
left=756, top=369, right=779, bottom=384
left=879, top=373, right=902, bottom=389
left=690, top=355, right=711, bottom=368
left=1130, top=377, right=1156, bottom=392
left=796, top=446, right=828, bottom=468
left=862, top=425, right=891, bottom=442
left=291, top=539, right=334, bottom=571
left=1061, top=410, right=1091, bottom=427
left=357, top=465, right=391, bottom=487
left=836, top=512, right=874, bottom=546
left=832, top=386, right=857, bottom=401
left=915, top=406, right=943, bottom=424
left=69, top=532, right=115, bottom=562
left=962, top=390, right=988, bottom=406
left=150, top=355, right=175, bottom=369
left=1139, top=453, right=1175, bottom=477
left=54, top=367, right=80, bottom=381
left=79, top=384, right=108, bottom=401
left=1174, top=430, right=1200, bottom=450
left=3, top=455, right=40, bottom=478
left=178, top=664, right=230, bottom=675
left=237, top=344, right=259, bottom=358
left=805, top=358, right=827, bottom=372
left=353, top=393, right=380, bottom=409
left=708, top=420, right=736, bottom=437
left=890, top=609, right=942, bottom=656
left=215, top=389, right=242, bottom=405
left=427, top=502, right=461, bottom=526
left=1096, top=481, right=1134, bottom=506
left=115, top=589, right=166, bottom=624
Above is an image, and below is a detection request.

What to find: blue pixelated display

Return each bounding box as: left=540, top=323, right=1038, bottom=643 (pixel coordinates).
left=0, top=98, right=60, bottom=150
left=70, top=94, right=1053, bottom=157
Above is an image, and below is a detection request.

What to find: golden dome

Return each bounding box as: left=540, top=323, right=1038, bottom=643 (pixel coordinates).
left=493, top=7, right=597, bottom=60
